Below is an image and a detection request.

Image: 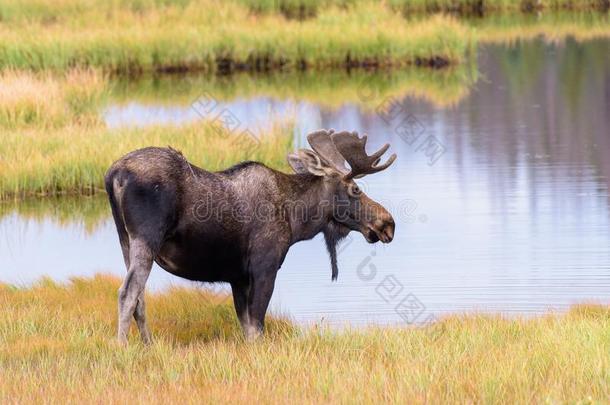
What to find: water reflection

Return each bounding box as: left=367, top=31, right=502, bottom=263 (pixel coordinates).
left=2, top=38, right=610, bottom=326
left=104, top=66, right=476, bottom=129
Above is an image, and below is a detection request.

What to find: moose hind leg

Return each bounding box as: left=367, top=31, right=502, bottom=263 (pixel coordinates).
left=133, top=294, right=152, bottom=344
left=118, top=238, right=151, bottom=344
left=118, top=239, right=153, bottom=345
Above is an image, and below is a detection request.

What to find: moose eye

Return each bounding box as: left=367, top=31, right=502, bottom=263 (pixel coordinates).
left=348, top=183, right=361, bottom=197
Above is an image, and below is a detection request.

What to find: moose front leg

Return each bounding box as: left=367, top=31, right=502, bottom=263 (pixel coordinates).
left=245, top=270, right=278, bottom=341
left=231, top=282, right=251, bottom=337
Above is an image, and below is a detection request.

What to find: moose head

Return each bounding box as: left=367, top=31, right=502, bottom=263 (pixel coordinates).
left=287, top=129, right=397, bottom=280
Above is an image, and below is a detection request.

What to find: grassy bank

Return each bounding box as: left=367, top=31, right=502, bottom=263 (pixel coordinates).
left=0, top=71, right=291, bottom=199
left=0, top=1, right=473, bottom=72
left=238, top=0, right=610, bottom=16
left=1, top=0, right=606, bottom=22
left=1, top=1, right=608, bottom=73
left=474, top=10, right=610, bottom=43
left=0, top=69, right=107, bottom=129
left=388, top=0, right=610, bottom=14
left=0, top=122, right=292, bottom=200
left=0, top=275, right=608, bottom=403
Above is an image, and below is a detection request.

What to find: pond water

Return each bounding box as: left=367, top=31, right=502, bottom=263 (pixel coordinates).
left=2, top=38, right=610, bottom=327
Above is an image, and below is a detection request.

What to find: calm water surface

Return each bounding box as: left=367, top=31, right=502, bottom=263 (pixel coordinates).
left=2, top=38, right=610, bottom=326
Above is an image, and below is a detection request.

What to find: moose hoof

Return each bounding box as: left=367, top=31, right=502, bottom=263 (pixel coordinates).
left=245, top=325, right=262, bottom=341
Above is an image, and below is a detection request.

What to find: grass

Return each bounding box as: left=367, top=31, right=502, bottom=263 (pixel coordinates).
left=0, top=70, right=293, bottom=200
left=473, top=10, right=610, bottom=44
left=0, top=1, right=474, bottom=72
left=0, top=0, right=606, bottom=22
left=0, top=121, right=293, bottom=200
left=0, top=69, right=107, bottom=129
left=238, top=0, right=610, bottom=16
left=0, top=274, right=608, bottom=402
left=387, top=0, right=610, bottom=14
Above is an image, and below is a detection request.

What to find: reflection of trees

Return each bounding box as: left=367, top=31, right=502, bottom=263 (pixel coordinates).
left=441, top=38, right=610, bottom=220
left=108, top=66, right=476, bottom=110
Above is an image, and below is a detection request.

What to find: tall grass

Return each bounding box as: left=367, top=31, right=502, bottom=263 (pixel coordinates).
left=0, top=275, right=608, bottom=402
left=0, top=69, right=107, bottom=128
left=473, top=10, right=610, bottom=44
left=0, top=122, right=293, bottom=200
left=387, top=0, right=610, bottom=14
left=0, top=0, right=607, bottom=73
left=0, top=0, right=606, bottom=23
left=0, top=1, right=473, bottom=72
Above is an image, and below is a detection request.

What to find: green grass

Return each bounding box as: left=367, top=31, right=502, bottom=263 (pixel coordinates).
left=245, top=0, right=610, bottom=16
left=0, top=1, right=474, bottom=73
left=0, top=121, right=293, bottom=200
left=0, top=1, right=607, bottom=73
left=0, top=275, right=608, bottom=402
left=472, top=10, right=610, bottom=43
left=387, top=0, right=610, bottom=14
left=0, top=0, right=606, bottom=23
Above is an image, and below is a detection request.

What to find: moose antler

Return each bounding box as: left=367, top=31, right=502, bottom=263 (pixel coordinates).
left=306, top=129, right=350, bottom=176
left=330, top=131, right=396, bottom=180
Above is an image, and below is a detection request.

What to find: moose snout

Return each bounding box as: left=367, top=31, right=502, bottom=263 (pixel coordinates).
left=366, top=216, right=395, bottom=244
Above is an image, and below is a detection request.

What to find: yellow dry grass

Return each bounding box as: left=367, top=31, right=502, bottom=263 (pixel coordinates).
left=0, top=68, right=107, bottom=128
left=0, top=275, right=608, bottom=403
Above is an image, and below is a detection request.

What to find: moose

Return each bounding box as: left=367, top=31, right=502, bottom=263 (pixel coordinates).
left=105, top=129, right=396, bottom=344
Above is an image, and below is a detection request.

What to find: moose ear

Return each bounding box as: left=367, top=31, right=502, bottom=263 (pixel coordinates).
left=287, top=149, right=331, bottom=176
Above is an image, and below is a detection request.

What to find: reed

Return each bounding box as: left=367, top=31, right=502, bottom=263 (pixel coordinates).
left=0, top=275, right=608, bottom=403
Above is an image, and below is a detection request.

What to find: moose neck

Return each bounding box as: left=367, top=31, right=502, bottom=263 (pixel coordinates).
left=283, top=173, right=336, bottom=244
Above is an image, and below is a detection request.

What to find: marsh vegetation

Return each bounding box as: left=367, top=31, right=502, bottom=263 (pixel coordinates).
left=0, top=1, right=473, bottom=72
left=0, top=276, right=608, bottom=403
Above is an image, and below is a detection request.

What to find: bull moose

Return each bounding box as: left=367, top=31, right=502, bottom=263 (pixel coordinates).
left=105, top=129, right=396, bottom=344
